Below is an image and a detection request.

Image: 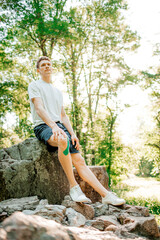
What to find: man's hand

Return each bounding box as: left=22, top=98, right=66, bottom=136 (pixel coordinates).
left=52, top=124, right=67, bottom=142
left=71, top=133, right=80, bottom=150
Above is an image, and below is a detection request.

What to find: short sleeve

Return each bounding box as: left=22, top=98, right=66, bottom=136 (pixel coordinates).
left=28, top=81, right=41, bottom=100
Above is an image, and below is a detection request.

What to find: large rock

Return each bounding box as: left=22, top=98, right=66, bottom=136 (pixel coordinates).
left=66, top=208, right=86, bottom=227
left=62, top=195, right=95, bottom=219
left=0, top=138, right=69, bottom=204
left=0, top=138, right=109, bottom=204
left=1, top=212, right=81, bottom=240
left=118, top=214, right=160, bottom=238
left=74, top=166, right=109, bottom=203
left=0, top=196, right=39, bottom=215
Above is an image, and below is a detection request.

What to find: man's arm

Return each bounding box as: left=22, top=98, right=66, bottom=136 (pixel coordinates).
left=32, top=97, right=66, bottom=138
left=61, top=106, right=80, bottom=150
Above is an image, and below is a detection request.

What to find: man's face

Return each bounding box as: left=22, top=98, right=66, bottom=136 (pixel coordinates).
left=37, top=60, right=53, bottom=76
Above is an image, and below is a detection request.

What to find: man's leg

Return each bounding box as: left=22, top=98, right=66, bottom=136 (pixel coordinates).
left=47, top=135, right=91, bottom=202
left=71, top=153, right=108, bottom=197
left=47, top=135, right=77, bottom=188
left=71, top=153, right=126, bottom=205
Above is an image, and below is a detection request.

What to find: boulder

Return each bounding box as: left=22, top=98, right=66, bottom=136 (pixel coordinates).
left=0, top=138, right=109, bottom=204
left=62, top=195, right=95, bottom=219
left=24, top=204, right=66, bottom=223
left=74, top=166, right=109, bottom=203
left=96, top=215, right=120, bottom=228
left=93, top=202, right=109, bottom=217
left=1, top=211, right=81, bottom=240
left=65, top=208, right=86, bottom=227
left=85, top=219, right=105, bottom=231
left=126, top=215, right=160, bottom=238
left=0, top=196, right=39, bottom=215
left=0, top=138, right=69, bottom=204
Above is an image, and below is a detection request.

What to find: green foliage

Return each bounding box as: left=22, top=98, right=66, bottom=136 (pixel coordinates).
left=14, top=118, right=35, bottom=139
left=138, top=157, right=154, bottom=177
left=0, top=128, right=21, bottom=149
left=0, top=0, right=83, bottom=57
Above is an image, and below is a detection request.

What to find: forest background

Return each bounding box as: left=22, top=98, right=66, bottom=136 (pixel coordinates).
left=0, top=0, right=160, bottom=215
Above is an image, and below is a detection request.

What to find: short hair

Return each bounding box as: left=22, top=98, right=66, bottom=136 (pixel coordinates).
left=36, top=56, right=51, bottom=69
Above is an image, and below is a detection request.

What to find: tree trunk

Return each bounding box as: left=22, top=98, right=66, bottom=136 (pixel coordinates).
left=71, top=43, right=80, bottom=140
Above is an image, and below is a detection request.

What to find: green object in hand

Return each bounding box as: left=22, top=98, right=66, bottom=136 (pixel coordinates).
left=63, top=138, right=69, bottom=155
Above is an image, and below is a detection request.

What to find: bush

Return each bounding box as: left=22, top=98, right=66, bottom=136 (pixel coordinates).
left=138, top=157, right=154, bottom=177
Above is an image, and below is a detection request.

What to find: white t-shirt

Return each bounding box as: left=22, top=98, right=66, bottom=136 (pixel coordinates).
left=28, top=79, right=63, bottom=127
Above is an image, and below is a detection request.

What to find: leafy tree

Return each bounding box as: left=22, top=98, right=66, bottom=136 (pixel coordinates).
left=141, top=51, right=160, bottom=177
left=55, top=1, right=139, bottom=165
left=1, top=0, right=71, bottom=57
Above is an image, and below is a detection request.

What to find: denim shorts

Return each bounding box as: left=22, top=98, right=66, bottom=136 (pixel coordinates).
left=34, top=122, right=79, bottom=153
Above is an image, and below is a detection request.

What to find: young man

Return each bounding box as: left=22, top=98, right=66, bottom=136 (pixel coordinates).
left=28, top=56, right=125, bottom=205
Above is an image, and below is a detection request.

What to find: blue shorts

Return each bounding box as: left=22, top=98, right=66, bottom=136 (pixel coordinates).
left=34, top=122, right=79, bottom=154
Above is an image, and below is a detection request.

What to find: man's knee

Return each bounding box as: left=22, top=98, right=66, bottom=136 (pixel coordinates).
left=47, top=135, right=58, bottom=147
left=58, top=136, right=68, bottom=149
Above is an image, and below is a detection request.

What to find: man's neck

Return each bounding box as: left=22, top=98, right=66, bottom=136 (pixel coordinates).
left=41, top=75, right=52, bottom=83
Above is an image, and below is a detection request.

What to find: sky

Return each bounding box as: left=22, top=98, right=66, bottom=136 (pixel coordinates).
left=115, top=0, right=160, bottom=145
left=123, top=0, right=160, bottom=70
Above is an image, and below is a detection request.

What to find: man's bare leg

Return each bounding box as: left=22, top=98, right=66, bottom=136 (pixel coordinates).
left=71, top=153, right=109, bottom=197
left=47, top=135, right=77, bottom=188
left=47, top=135, right=91, bottom=203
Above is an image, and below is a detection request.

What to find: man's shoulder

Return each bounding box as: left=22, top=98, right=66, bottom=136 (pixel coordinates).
left=28, top=80, right=40, bottom=89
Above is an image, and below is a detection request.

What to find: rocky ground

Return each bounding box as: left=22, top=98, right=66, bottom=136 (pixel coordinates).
left=0, top=139, right=160, bottom=239
left=0, top=195, right=159, bottom=240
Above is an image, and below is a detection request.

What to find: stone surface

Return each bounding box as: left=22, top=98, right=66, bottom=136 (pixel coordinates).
left=117, top=213, right=160, bottom=238
left=0, top=138, right=70, bottom=204
left=66, top=207, right=86, bottom=227
left=62, top=195, right=95, bottom=219
left=0, top=212, right=8, bottom=222
left=1, top=211, right=81, bottom=240
left=0, top=138, right=109, bottom=204
left=1, top=211, right=150, bottom=240
left=96, top=215, right=120, bottom=228
left=69, top=225, right=149, bottom=240
left=22, top=199, right=66, bottom=223
left=0, top=228, right=7, bottom=240
left=0, top=196, right=39, bottom=215
left=105, top=224, right=119, bottom=232
left=0, top=195, right=159, bottom=240
left=125, top=205, right=150, bottom=217
left=74, top=166, right=109, bottom=203
left=93, top=202, right=109, bottom=217
left=129, top=216, right=160, bottom=238
left=85, top=219, right=105, bottom=231
left=0, top=138, right=159, bottom=239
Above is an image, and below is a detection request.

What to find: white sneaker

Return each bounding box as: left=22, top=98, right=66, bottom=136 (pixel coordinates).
left=70, top=185, right=92, bottom=203
left=102, top=191, right=126, bottom=206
